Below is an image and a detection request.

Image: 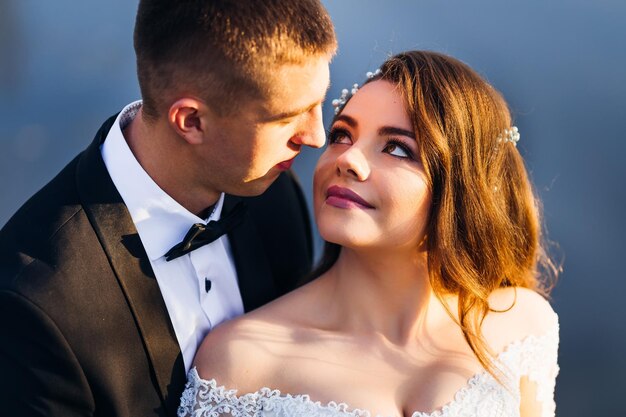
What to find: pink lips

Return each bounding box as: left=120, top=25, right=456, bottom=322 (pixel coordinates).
left=276, top=157, right=296, bottom=171
left=325, top=185, right=374, bottom=209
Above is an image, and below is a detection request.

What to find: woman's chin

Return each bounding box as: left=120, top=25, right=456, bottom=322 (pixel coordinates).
left=318, top=226, right=378, bottom=250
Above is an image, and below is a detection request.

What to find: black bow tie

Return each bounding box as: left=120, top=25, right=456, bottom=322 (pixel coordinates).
left=164, top=201, right=247, bottom=262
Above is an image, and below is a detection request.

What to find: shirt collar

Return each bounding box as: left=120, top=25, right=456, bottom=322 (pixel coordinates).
left=101, top=100, right=225, bottom=261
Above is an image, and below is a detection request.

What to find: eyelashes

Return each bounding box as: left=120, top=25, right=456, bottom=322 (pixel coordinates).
left=327, top=127, right=352, bottom=145
left=383, top=139, right=414, bottom=159
left=327, top=127, right=416, bottom=160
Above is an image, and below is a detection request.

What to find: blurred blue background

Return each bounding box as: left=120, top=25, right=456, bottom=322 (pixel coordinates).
left=1, top=1, right=624, bottom=415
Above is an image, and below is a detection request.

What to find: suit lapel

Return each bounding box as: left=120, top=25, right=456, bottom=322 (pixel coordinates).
left=75, top=117, right=185, bottom=416
left=223, top=195, right=277, bottom=312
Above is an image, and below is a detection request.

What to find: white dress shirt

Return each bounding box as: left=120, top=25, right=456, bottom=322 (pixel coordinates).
left=101, top=101, right=244, bottom=371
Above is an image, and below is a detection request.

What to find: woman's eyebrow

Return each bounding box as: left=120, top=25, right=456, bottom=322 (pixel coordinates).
left=378, top=126, right=416, bottom=139
left=334, top=115, right=415, bottom=140
left=334, top=114, right=357, bottom=127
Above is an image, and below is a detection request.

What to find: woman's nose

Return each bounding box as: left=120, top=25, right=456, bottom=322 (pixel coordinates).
left=335, top=146, right=370, bottom=181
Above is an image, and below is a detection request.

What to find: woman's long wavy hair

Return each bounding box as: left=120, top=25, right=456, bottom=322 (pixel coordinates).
left=312, top=50, right=559, bottom=377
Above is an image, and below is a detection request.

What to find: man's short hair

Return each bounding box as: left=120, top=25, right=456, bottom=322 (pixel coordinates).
left=134, top=0, right=337, bottom=120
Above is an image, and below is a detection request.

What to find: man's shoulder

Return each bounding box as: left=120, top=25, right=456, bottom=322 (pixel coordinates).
left=0, top=153, right=88, bottom=290
left=4, top=151, right=82, bottom=226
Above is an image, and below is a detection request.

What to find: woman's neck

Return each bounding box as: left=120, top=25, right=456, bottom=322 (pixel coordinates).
left=320, top=246, right=446, bottom=346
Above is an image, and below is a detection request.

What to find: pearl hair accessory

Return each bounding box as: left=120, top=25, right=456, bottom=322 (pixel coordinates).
left=493, top=127, right=520, bottom=193
left=497, top=126, right=521, bottom=146
left=330, top=70, right=522, bottom=150
left=331, top=68, right=382, bottom=114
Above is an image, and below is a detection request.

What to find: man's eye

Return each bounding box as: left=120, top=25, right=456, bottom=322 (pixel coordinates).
left=383, top=140, right=412, bottom=159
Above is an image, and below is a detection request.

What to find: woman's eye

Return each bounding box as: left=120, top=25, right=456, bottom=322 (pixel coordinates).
left=328, top=128, right=352, bottom=145
left=383, top=141, right=412, bottom=159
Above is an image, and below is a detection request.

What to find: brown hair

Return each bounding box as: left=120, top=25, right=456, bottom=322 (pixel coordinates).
left=315, top=50, right=559, bottom=377
left=134, top=0, right=337, bottom=120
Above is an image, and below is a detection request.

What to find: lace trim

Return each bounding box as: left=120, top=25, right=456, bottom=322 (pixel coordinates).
left=413, top=318, right=559, bottom=417
left=178, top=375, right=373, bottom=417
left=178, top=320, right=559, bottom=417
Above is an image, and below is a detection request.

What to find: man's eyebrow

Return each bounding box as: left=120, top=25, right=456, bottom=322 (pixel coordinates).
left=268, top=101, right=321, bottom=122
left=334, top=115, right=416, bottom=140
left=265, top=84, right=332, bottom=122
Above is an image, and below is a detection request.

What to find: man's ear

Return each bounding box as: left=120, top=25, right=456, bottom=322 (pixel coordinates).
left=167, top=98, right=208, bottom=145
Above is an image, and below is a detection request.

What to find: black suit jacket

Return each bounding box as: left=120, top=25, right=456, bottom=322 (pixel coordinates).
left=0, top=116, right=313, bottom=417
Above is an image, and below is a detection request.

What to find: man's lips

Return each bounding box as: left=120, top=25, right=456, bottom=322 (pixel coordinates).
left=276, top=157, right=296, bottom=170
left=325, top=185, right=374, bottom=209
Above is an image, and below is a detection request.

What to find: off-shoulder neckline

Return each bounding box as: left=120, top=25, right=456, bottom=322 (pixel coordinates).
left=186, top=321, right=558, bottom=417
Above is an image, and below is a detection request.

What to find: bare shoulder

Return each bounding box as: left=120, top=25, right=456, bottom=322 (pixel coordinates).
left=192, top=281, right=323, bottom=393
left=482, top=287, right=558, bottom=353
left=488, top=286, right=557, bottom=325
left=192, top=313, right=289, bottom=393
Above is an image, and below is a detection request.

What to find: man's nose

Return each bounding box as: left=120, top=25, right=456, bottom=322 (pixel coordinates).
left=291, top=106, right=326, bottom=149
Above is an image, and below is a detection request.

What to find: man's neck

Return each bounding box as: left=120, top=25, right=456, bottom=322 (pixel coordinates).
left=123, top=108, right=221, bottom=217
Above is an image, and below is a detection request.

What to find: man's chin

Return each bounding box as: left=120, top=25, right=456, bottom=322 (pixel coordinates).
left=228, top=174, right=280, bottom=197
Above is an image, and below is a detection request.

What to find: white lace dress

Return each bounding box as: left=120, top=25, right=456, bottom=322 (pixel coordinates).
left=178, top=319, right=559, bottom=417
